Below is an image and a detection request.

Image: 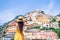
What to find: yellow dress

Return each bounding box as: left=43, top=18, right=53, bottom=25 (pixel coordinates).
left=14, top=28, right=24, bottom=40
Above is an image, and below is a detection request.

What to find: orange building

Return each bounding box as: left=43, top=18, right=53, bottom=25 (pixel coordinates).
left=36, top=14, right=50, bottom=24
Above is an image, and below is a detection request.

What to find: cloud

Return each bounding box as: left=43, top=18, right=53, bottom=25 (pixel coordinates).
left=46, top=0, right=55, bottom=13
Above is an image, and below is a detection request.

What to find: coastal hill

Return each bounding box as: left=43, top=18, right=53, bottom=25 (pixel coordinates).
left=0, top=9, right=60, bottom=33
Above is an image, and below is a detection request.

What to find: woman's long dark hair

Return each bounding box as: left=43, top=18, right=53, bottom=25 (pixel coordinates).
left=18, top=22, right=24, bottom=33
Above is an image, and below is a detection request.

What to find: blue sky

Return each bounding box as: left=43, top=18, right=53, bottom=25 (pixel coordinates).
left=0, top=0, right=60, bottom=25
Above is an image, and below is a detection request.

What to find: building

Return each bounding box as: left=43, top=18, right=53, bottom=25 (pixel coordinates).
left=6, top=20, right=17, bottom=33
left=36, top=13, right=51, bottom=24
left=56, top=16, right=60, bottom=21
left=50, top=22, right=59, bottom=28
left=24, top=30, right=58, bottom=40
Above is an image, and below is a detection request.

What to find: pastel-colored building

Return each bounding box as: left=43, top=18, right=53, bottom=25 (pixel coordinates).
left=7, top=20, right=17, bottom=33
left=24, top=30, right=58, bottom=40
left=56, top=16, right=60, bottom=21
left=36, top=14, right=51, bottom=24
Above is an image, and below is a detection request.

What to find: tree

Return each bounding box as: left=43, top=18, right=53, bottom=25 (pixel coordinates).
left=0, top=28, right=2, bottom=34
left=41, top=27, right=52, bottom=30
left=55, top=28, right=60, bottom=38
left=33, top=26, right=40, bottom=29
left=52, top=18, right=56, bottom=22
left=41, top=11, right=44, bottom=14
left=50, top=27, right=55, bottom=31
left=58, top=21, right=60, bottom=27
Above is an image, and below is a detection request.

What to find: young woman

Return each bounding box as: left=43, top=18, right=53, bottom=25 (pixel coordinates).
left=14, top=16, right=24, bottom=40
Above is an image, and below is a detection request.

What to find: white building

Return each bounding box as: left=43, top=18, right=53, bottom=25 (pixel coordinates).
left=50, top=22, right=59, bottom=28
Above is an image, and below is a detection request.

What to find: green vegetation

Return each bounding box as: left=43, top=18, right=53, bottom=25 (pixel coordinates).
left=41, top=27, right=50, bottom=30
left=0, top=23, right=9, bottom=34
left=33, top=26, right=40, bottom=29
left=0, top=19, right=13, bottom=34
left=41, top=27, right=60, bottom=38
left=0, top=28, right=2, bottom=34
left=58, top=21, right=60, bottom=27
left=52, top=18, right=56, bottom=22
left=41, top=11, right=44, bottom=14
left=54, top=28, right=60, bottom=39
left=41, top=27, right=55, bottom=31
left=40, top=27, right=60, bottom=38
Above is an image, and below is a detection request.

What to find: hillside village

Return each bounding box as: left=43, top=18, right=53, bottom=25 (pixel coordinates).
left=0, top=9, right=60, bottom=40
